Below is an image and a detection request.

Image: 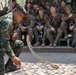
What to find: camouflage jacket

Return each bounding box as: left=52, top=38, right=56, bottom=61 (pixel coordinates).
left=62, top=14, right=76, bottom=27
left=49, top=13, right=62, bottom=28
left=0, top=12, right=15, bottom=58
left=35, top=15, right=52, bottom=28
left=21, top=14, right=35, bottom=28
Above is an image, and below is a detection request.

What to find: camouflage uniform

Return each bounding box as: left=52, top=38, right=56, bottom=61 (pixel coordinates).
left=57, top=6, right=66, bottom=14
left=0, top=12, right=23, bottom=74
left=17, top=14, right=35, bottom=42
left=44, top=2, right=51, bottom=17
left=34, top=14, right=51, bottom=46
left=13, top=4, right=35, bottom=42
left=62, top=13, right=76, bottom=46
left=47, top=13, right=63, bottom=46
left=0, top=12, right=14, bottom=75
left=53, top=1, right=60, bottom=9
left=32, top=9, right=39, bottom=17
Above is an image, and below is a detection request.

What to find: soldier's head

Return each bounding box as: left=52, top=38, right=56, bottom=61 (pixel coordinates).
left=41, top=0, right=45, bottom=5
left=50, top=6, right=57, bottom=14
left=45, top=2, right=51, bottom=10
left=11, top=0, right=17, bottom=9
left=65, top=5, right=72, bottom=14
left=26, top=3, right=32, bottom=9
left=61, top=1, right=66, bottom=8
left=55, top=0, right=59, bottom=2
left=38, top=7, right=44, bottom=16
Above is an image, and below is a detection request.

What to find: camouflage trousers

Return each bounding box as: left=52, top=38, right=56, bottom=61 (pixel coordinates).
left=34, top=27, right=47, bottom=43
left=72, top=27, right=76, bottom=46
left=60, top=21, right=76, bottom=46
left=0, top=56, right=4, bottom=75
left=47, top=27, right=62, bottom=44
left=17, top=28, right=33, bottom=42
left=10, top=39, right=24, bottom=57
left=0, top=40, right=23, bottom=75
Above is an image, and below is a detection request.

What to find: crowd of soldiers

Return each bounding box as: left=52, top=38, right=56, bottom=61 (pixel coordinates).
left=0, top=0, right=76, bottom=47
left=17, top=0, right=76, bottom=47
left=0, top=0, right=76, bottom=75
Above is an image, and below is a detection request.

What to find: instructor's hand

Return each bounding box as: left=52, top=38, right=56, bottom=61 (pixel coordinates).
left=12, top=33, right=17, bottom=41
left=11, top=56, right=21, bottom=66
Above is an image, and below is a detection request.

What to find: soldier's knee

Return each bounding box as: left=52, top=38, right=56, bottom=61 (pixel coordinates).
left=61, top=21, right=66, bottom=25
left=17, top=28, right=21, bottom=33
left=44, top=27, right=47, bottom=30
left=57, top=28, right=62, bottom=33
left=14, top=40, right=24, bottom=47
left=60, top=21, right=67, bottom=28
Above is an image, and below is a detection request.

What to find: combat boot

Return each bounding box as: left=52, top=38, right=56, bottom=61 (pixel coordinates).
left=41, top=39, right=45, bottom=47
left=64, top=35, right=68, bottom=39
left=49, top=43, right=53, bottom=47
left=41, top=42, right=45, bottom=47
left=5, top=59, right=20, bottom=73
left=34, top=41, right=40, bottom=46
left=53, top=42, right=57, bottom=47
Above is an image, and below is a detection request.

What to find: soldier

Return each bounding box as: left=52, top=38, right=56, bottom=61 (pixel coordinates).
left=63, top=5, right=76, bottom=48
left=5, top=24, right=24, bottom=72
left=34, top=7, right=51, bottom=46
left=1, top=1, right=24, bottom=72
left=12, top=0, right=35, bottom=43
left=0, top=12, right=21, bottom=75
left=53, top=0, right=60, bottom=8
left=25, top=2, right=33, bottom=15
left=17, top=14, right=35, bottom=42
left=38, top=0, right=46, bottom=9
left=45, top=2, right=51, bottom=17
left=32, top=4, right=39, bottom=17
left=57, top=1, right=66, bottom=14
left=47, top=6, right=63, bottom=47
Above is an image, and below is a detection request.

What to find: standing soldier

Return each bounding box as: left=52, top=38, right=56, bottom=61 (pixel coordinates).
left=0, top=12, right=21, bottom=75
